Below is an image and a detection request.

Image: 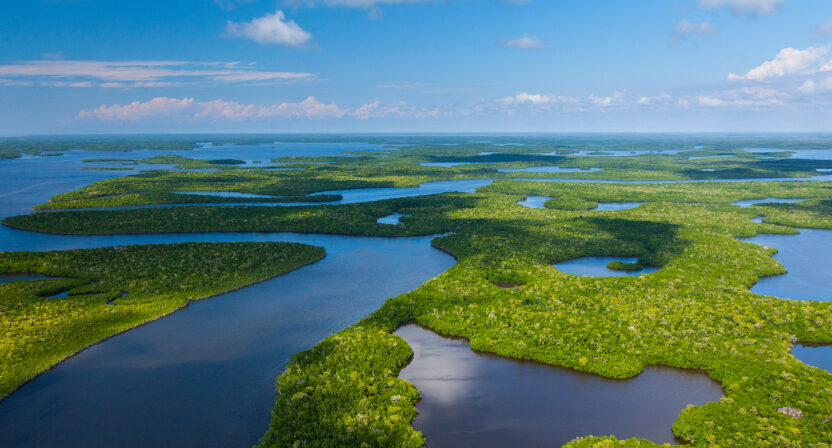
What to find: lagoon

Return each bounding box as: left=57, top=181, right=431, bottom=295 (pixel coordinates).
left=396, top=324, right=723, bottom=447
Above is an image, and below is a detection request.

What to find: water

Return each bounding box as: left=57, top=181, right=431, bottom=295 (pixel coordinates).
left=731, top=198, right=808, bottom=207
left=377, top=213, right=410, bottom=225
left=745, top=148, right=832, bottom=160
left=517, top=198, right=643, bottom=211
left=396, top=324, right=723, bottom=447
left=0, top=273, right=51, bottom=284
left=688, top=154, right=733, bottom=160
left=0, top=142, right=828, bottom=447
left=0, top=142, right=456, bottom=447
left=596, top=202, right=644, bottom=211
left=793, top=344, right=832, bottom=373
left=517, top=196, right=551, bottom=209
left=553, top=257, right=659, bottom=277
left=740, top=229, right=832, bottom=301
left=0, top=233, right=455, bottom=448
left=309, top=178, right=495, bottom=204
left=498, top=167, right=601, bottom=173
left=419, top=162, right=475, bottom=167
left=174, top=191, right=282, bottom=199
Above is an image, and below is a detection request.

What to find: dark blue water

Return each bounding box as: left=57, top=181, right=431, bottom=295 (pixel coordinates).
left=0, top=232, right=455, bottom=448
left=0, top=143, right=455, bottom=448
left=553, top=257, right=659, bottom=277
left=396, top=324, right=723, bottom=447
left=0, top=273, right=51, bottom=284
left=1, top=143, right=829, bottom=448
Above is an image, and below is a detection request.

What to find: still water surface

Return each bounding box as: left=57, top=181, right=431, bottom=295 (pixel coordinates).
left=396, top=324, right=723, bottom=447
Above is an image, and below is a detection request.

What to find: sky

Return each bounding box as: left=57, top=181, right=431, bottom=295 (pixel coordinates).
left=1, top=0, right=832, bottom=134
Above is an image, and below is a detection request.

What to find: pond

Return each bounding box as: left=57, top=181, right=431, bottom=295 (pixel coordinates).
left=596, top=202, right=644, bottom=211
left=793, top=344, right=832, bottom=373
left=731, top=198, right=808, bottom=207
left=517, top=196, right=551, bottom=209
left=553, top=257, right=659, bottom=277
left=740, top=229, right=832, bottom=301
left=395, top=324, right=723, bottom=447
left=497, top=167, right=601, bottom=173
left=377, top=213, right=410, bottom=225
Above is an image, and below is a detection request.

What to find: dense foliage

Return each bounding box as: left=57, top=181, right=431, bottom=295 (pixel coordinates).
left=5, top=138, right=832, bottom=447
left=0, top=242, right=324, bottom=399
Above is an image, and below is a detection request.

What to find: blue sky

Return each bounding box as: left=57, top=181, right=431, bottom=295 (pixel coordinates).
left=1, top=0, right=831, bottom=134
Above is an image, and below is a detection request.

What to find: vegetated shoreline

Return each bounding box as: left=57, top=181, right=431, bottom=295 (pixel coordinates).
left=0, top=243, right=326, bottom=402
left=394, top=321, right=726, bottom=446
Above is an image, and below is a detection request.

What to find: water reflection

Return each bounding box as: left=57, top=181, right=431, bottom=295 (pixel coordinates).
left=377, top=213, right=410, bottom=225
left=517, top=196, right=551, bottom=209
left=731, top=198, right=807, bottom=207
left=396, top=324, right=723, bottom=447
left=596, top=202, right=644, bottom=211
left=553, top=257, right=659, bottom=277
left=0, top=234, right=455, bottom=448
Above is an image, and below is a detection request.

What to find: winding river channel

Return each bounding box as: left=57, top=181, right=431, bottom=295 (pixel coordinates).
left=1, top=144, right=830, bottom=447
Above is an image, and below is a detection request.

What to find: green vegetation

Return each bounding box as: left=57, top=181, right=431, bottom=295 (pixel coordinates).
left=606, top=260, right=643, bottom=271
left=0, top=242, right=324, bottom=400
left=0, top=149, right=21, bottom=159
left=6, top=138, right=832, bottom=447
left=258, top=196, right=832, bottom=448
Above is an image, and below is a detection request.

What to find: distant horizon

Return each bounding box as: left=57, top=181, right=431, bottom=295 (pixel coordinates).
left=3, top=1, right=832, bottom=134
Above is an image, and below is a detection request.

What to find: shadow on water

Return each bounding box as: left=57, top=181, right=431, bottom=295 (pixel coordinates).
left=395, top=324, right=723, bottom=447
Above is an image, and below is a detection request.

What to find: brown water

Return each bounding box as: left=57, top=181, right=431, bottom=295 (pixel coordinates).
left=396, top=324, right=724, bottom=447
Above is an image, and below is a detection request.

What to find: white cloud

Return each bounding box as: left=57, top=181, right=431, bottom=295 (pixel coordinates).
left=589, top=91, right=625, bottom=107
left=699, top=0, right=784, bottom=15
left=728, top=46, right=830, bottom=81
left=0, top=60, right=314, bottom=88
left=695, top=86, right=789, bottom=107
left=497, top=35, right=546, bottom=50
left=78, top=96, right=438, bottom=121
left=637, top=93, right=674, bottom=105
left=225, top=11, right=312, bottom=47
left=498, top=93, right=572, bottom=105
left=798, top=77, right=832, bottom=95
left=818, top=23, right=832, bottom=36
left=674, top=20, right=716, bottom=38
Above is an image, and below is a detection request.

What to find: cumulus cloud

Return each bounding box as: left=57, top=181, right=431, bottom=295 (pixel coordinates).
left=728, top=46, right=830, bottom=81
left=674, top=20, right=716, bottom=38
left=0, top=60, right=314, bottom=88
left=78, top=96, right=437, bottom=121
left=699, top=0, right=784, bottom=15
left=497, top=35, right=546, bottom=50
left=225, top=11, right=312, bottom=47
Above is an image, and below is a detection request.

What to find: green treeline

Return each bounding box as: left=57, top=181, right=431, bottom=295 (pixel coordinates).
left=0, top=242, right=324, bottom=400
